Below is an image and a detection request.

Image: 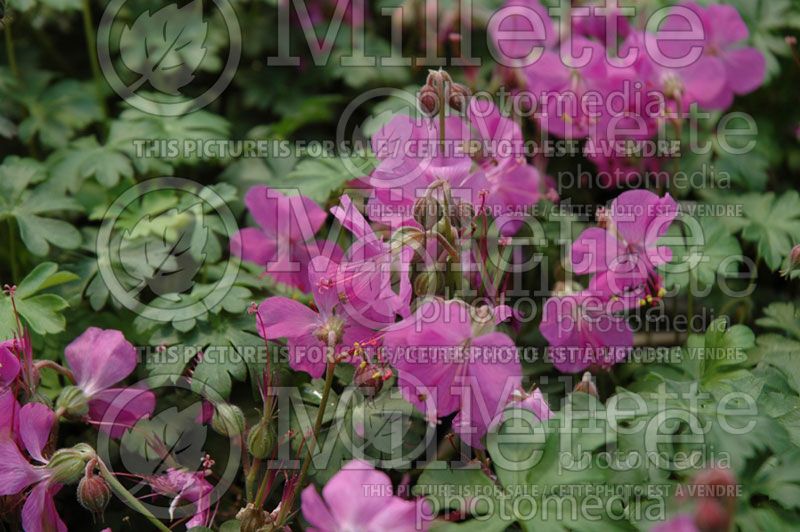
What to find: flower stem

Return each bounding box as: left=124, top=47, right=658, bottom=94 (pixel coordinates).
left=277, top=358, right=336, bottom=526
left=7, top=219, right=18, bottom=283
left=97, top=460, right=171, bottom=532
left=3, top=21, right=19, bottom=80
left=81, top=0, right=107, bottom=121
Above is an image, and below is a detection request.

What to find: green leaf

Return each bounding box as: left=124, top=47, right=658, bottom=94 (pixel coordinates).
left=48, top=136, right=134, bottom=191
left=16, top=79, right=102, bottom=149
left=740, top=191, right=800, bottom=270
left=0, top=263, right=77, bottom=336
left=278, top=157, right=363, bottom=204
left=663, top=215, right=743, bottom=292
left=756, top=302, right=800, bottom=341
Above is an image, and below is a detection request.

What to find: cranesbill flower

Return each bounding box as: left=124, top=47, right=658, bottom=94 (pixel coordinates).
left=658, top=1, right=765, bottom=109
left=571, top=190, right=677, bottom=308
left=258, top=256, right=374, bottom=378
left=620, top=31, right=727, bottom=111
left=230, top=186, right=329, bottom=292
left=58, top=327, right=155, bottom=438
left=0, top=402, right=65, bottom=532
left=382, top=298, right=522, bottom=447
left=329, top=195, right=412, bottom=326
left=539, top=291, right=633, bottom=373
left=523, top=37, right=611, bottom=139
left=301, top=459, right=430, bottom=531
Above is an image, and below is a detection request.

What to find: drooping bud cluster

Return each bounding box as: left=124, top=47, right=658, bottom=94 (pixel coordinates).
left=418, top=69, right=471, bottom=117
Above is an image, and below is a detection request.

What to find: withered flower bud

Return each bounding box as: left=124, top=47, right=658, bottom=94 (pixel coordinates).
left=418, top=85, right=439, bottom=117
left=573, top=372, right=598, bottom=398
left=448, top=83, right=471, bottom=113
left=237, top=503, right=272, bottom=532
left=413, top=195, right=443, bottom=230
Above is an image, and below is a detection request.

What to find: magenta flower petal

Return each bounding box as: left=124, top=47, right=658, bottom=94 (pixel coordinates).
left=65, top=327, right=137, bottom=397
left=571, top=227, right=624, bottom=275
left=0, top=390, right=19, bottom=438
left=88, top=387, right=156, bottom=438
left=301, top=483, right=336, bottom=531
left=723, top=47, right=766, bottom=95
left=257, top=297, right=319, bottom=339
left=331, top=195, right=382, bottom=254
left=19, top=403, right=55, bottom=464
left=453, top=332, right=522, bottom=447
left=0, top=439, right=44, bottom=496
left=321, top=460, right=394, bottom=526
left=652, top=514, right=698, bottom=532
left=610, top=190, right=677, bottom=248
left=302, top=460, right=429, bottom=531
left=22, top=482, right=66, bottom=532
left=0, top=343, right=20, bottom=388
left=229, top=227, right=278, bottom=265
left=287, top=334, right=328, bottom=379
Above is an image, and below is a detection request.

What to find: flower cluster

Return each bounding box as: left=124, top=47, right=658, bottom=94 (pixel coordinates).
left=492, top=0, right=766, bottom=184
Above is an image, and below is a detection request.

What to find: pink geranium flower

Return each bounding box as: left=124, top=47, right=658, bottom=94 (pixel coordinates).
left=621, top=31, right=727, bottom=111
left=63, top=327, right=155, bottom=438
left=523, top=37, right=611, bottom=138
left=658, top=1, right=766, bottom=109
left=382, top=298, right=522, bottom=447
left=258, top=256, right=374, bottom=378
left=0, top=402, right=66, bottom=532
left=328, top=195, right=412, bottom=326
left=230, top=186, right=329, bottom=292
left=301, top=459, right=430, bottom=531
left=540, top=290, right=633, bottom=373
left=571, top=190, right=677, bottom=308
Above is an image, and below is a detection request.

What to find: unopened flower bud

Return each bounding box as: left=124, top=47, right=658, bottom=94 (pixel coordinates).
left=694, top=498, right=730, bottom=532
left=47, top=444, right=95, bottom=484
left=211, top=403, right=246, bottom=437
left=418, top=85, right=439, bottom=117
left=413, top=196, right=442, bottom=230
left=574, top=372, right=598, bottom=398
left=78, top=464, right=111, bottom=521
left=237, top=503, right=271, bottom=532
left=785, top=244, right=800, bottom=277
left=247, top=418, right=277, bottom=459
left=56, top=385, right=89, bottom=418
left=413, top=270, right=441, bottom=297
left=448, top=83, right=471, bottom=112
